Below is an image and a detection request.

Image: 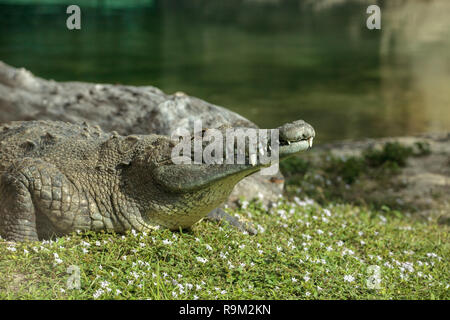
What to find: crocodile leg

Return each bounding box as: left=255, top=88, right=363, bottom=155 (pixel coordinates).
left=0, top=158, right=93, bottom=241
left=0, top=162, right=39, bottom=242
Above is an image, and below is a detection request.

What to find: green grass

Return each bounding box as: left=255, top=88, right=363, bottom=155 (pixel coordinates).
left=1, top=197, right=448, bottom=299
left=0, top=141, right=448, bottom=300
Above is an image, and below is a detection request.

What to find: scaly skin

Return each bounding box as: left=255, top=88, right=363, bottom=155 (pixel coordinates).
left=0, top=120, right=315, bottom=241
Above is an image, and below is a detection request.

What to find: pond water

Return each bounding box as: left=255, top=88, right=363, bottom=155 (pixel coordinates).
left=1, top=0, right=449, bottom=143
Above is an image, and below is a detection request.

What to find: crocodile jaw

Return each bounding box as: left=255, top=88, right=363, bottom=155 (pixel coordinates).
left=152, top=119, right=315, bottom=192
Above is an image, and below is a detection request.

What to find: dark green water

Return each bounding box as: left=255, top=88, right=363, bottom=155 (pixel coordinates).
left=1, top=0, right=449, bottom=143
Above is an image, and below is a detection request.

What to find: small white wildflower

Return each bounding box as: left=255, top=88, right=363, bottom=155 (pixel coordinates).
left=196, top=257, right=208, bottom=264
left=344, top=275, right=355, bottom=282
left=93, top=289, right=104, bottom=299
left=81, top=241, right=90, bottom=247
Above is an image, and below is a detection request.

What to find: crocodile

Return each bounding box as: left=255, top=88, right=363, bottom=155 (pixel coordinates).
left=0, top=119, right=315, bottom=242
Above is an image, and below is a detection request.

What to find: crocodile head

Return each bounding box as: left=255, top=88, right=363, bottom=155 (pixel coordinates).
left=123, top=119, right=315, bottom=230
left=150, top=119, right=315, bottom=193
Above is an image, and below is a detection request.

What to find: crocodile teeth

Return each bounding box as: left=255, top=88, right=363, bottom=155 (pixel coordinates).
left=250, top=153, right=257, bottom=166
left=308, top=137, right=313, bottom=148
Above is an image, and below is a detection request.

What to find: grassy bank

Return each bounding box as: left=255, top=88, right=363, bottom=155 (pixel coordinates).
left=0, top=140, right=449, bottom=299
left=1, top=197, right=448, bottom=299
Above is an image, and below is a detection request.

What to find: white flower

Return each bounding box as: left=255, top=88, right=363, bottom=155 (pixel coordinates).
left=344, top=275, right=355, bottom=283
left=305, top=292, right=311, bottom=297
left=93, top=289, right=104, bottom=299
left=292, top=277, right=298, bottom=283
left=53, top=253, right=63, bottom=264
left=6, top=246, right=17, bottom=252
left=81, top=241, right=90, bottom=247
left=303, top=275, right=310, bottom=282
left=205, top=244, right=213, bottom=251
left=162, top=239, right=172, bottom=245
left=196, top=257, right=208, bottom=264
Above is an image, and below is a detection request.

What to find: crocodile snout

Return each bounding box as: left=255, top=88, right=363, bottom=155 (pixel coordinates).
left=278, top=120, right=315, bottom=148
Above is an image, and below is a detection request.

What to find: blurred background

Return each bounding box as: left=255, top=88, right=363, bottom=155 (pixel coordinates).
left=0, top=0, right=449, bottom=143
